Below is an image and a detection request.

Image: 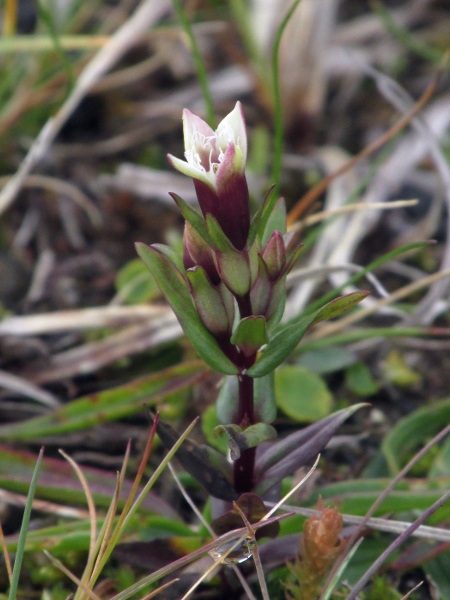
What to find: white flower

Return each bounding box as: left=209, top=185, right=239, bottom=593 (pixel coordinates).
left=168, top=102, right=247, bottom=192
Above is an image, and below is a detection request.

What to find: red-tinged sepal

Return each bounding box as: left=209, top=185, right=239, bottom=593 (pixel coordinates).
left=214, top=241, right=258, bottom=298
left=262, top=230, right=286, bottom=280
left=250, top=255, right=271, bottom=316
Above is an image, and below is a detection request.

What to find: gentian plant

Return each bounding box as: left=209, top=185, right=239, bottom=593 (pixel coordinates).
left=136, top=102, right=368, bottom=509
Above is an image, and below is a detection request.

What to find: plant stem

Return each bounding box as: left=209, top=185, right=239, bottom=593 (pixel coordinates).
left=231, top=292, right=258, bottom=493
left=234, top=373, right=256, bottom=493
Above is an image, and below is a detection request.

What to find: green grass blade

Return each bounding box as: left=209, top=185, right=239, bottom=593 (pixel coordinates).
left=171, top=0, right=214, bottom=127
left=0, top=362, right=205, bottom=440
left=291, top=240, right=432, bottom=323
left=269, top=0, right=303, bottom=195
left=8, top=447, right=44, bottom=600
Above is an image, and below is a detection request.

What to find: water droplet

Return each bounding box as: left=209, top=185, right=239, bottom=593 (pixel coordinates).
left=209, top=535, right=256, bottom=565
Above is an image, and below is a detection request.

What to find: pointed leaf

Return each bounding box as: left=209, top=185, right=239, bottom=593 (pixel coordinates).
left=187, top=267, right=231, bottom=335
left=216, top=375, right=240, bottom=424
left=311, top=291, right=370, bottom=326
left=206, top=213, right=234, bottom=252
left=261, top=197, right=287, bottom=246
left=230, top=316, right=269, bottom=357
left=151, top=242, right=185, bottom=275
left=214, top=423, right=277, bottom=460
left=247, top=313, right=318, bottom=378
left=254, top=372, right=277, bottom=424
left=136, top=243, right=237, bottom=375
left=249, top=292, right=370, bottom=378
left=254, top=404, right=368, bottom=495
left=247, top=201, right=265, bottom=246
left=250, top=255, right=271, bottom=316
left=0, top=362, right=206, bottom=441
left=267, top=286, right=286, bottom=329
left=170, top=193, right=212, bottom=246
left=154, top=417, right=238, bottom=502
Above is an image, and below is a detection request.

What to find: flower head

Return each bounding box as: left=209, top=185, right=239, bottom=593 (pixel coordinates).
left=168, top=102, right=250, bottom=250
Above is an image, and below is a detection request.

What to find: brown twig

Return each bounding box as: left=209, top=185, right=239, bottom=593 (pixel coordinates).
left=287, top=63, right=445, bottom=226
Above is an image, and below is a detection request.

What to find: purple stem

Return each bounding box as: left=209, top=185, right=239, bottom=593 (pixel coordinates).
left=233, top=292, right=257, bottom=494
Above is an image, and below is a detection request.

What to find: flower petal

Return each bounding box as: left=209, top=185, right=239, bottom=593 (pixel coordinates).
left=216, top=101, right=247, bottom=164
left=167, top=153, right=208, bottom=184
left=182, top=109, right=217, bottom=168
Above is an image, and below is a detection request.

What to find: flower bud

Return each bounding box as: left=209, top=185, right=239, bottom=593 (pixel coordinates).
left=183, top=222, right=220, bottom=285
left=186, top=267, right=234, bottom=336
left=262, top=231, right=286, bottom=280
left=168, top=102, right=250, bottom=250
left=214, top=241, right=258, bottom=298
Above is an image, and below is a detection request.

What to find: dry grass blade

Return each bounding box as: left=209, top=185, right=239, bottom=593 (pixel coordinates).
left=0, top=174, right=102, bottom=226
left=139, top=578, right=180, bottom=600
left=290, top=199, right=418, bottom=230
left=400, top=581, right=423, bottom=599
left=0, top=488, right=89, bottom=519
left=44, top=551, right=102, bottom=600
left=168, top=463, right=257, bottom=600
left=0, top=0, right=171, bottom=217
left=346, top=488, right=450, bottom=600
left=0, top=369, right=60, bottom=408
left=58, top=450, right=97, bottom=561
left=264, top=503, right=450, bottom=543
left=286, top=63, right=443, bottom=225
left=263, top=455, right=320, bottom=521
left=312, top=269, right=450, bottom=339
left=320, top=423, right=450, bottom=599
left=0, top=522, right=12, bottom=584
left=0, top=305, right=171, bottom=336
left=234, top=502, right=270, bottom=600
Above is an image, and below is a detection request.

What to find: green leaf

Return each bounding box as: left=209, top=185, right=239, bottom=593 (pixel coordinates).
left=0, top=445, right=176, bottom=519
left=254, top=372, right=277, bottom=423
left=151, top=242, right=186, bottom=274
left=214, top=423, right=277, bottom=460
left=275, top=365, right=333, bottom=422
left=136, top=243, right=237, bottom=374
left=345, top=362, right=380, bottom=397
left=310, top=290, right=370, bottom=326
left=298, top=346, right=357, bottom=375
left=216, top=375, right=240, bottom=424
left=230, top=316, right=268, bottom=356
left=380, top=398, right=450, bottom=474
left=115, top=258, right=159, bottom=304
left=247, top=313, right=317, bottom=377
left=206, top=213, right=234, bottom=252
left=381, top=349, right=421, bottom=387
left=0, top=362, right=206, bottom=441
left=247, top=199, right=265, bottom=246
left=267, top=286, right=286, bottom=330
left=248, top=292, right=369, bottom=378
left=261, top=197, right=286, bottom=246
left=169, top=193, right=212, bottom=246
left=8, top=448, right=43, bottom=600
